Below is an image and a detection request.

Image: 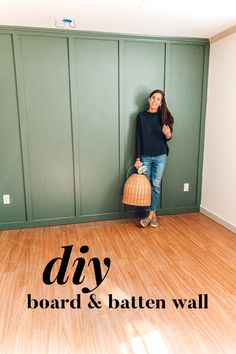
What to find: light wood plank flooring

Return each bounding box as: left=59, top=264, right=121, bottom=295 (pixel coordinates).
left=0, top=213, right=235, bottom=354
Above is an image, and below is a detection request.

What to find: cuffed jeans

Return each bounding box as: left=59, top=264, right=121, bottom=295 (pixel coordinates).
left=141, top=154, right=167, bottom=212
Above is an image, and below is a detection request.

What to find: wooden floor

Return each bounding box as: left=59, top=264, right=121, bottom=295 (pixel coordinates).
left=0, top=213, right=235, bottom=354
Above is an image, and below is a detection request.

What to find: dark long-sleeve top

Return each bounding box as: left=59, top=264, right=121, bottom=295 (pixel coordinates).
left=135, top=110, right=171, bottom=158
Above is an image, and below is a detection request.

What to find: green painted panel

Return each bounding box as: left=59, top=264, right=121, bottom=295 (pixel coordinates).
left=0, top=29, right=209, bottom=228
left=162, top=44, right=205, bottom=208
left=74, top=39, right=120, bottom=215
left=123, top=41, right=165, bottom=209
left=0, top=35, right=26, bottom=223
left=19, top=35, right=75, bottom=219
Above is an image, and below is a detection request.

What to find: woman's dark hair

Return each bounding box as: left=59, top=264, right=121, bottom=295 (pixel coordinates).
left=149, top=89, right=174, bottom=131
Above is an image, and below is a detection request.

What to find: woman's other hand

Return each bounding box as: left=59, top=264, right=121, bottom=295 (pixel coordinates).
left=134, top=159, right=142, bottom=170
left=162, top=124, right=171, bottom=139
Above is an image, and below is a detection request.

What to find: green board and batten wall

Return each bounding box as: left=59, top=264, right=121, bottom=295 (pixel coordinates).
left=0, top=26, right=209, bottom=230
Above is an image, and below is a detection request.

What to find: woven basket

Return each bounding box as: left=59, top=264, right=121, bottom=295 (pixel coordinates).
left=122, top=166, right=151, bottom=206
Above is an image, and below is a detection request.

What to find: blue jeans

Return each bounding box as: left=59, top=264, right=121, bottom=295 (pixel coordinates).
left=141, top=154, right=167, bottom=212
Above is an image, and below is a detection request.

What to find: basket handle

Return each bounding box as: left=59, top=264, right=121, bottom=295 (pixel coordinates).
left=126, top=165, right=137, bottom=179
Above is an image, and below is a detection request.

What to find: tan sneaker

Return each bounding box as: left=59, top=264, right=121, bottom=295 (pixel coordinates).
left=140, top=217, right=151, bottom=228
left=150, top=216, right=158, bottom=228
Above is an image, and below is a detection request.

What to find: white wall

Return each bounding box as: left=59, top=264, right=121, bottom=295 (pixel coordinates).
left=201, top=32, right=236, bottom=232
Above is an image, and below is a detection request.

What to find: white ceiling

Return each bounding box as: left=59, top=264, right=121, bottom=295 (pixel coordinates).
left=1, top=0, right=236, bottom=38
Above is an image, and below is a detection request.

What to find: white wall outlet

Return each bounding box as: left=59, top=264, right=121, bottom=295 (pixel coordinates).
left=184, top=183, right=189, bottom=192
left=3, top=194, right=10, bottom=204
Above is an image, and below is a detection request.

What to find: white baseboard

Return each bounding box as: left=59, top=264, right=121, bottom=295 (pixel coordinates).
left=200, top=207, right=236, bottom=234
